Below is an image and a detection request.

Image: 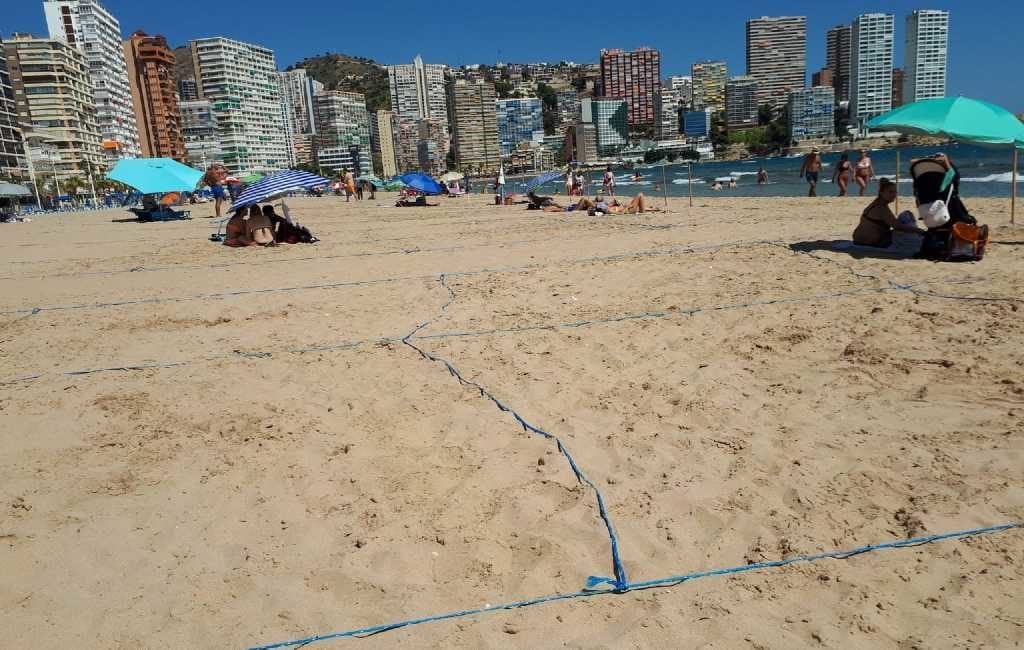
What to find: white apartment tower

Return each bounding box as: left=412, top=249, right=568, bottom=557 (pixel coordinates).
left=904, top=10, right=949, bottom=103
left=278, top=69, right=322, bottom=135
left=850, top=13, right=895, bottom=123
left=388, top=55, right=448, bottom=135
left=745, top=16, right=807, bottom=111
left=44, top=0, right=141, bottom=160
left=190, top=37, right=289, bottom=174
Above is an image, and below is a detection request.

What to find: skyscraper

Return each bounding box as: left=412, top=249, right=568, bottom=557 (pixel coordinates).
left=495, top=97, right=543, bottom=156
left=178, top=78, right=198, bottom=102
left=725, top=76, right=759, bottom=130
left=653, top=87, right=681, bottom=140
left=179, top=99, right=220, bottom=167
left=904, top=9, right=949, bottom=103
left=667, top=76, right=693, bottom=110
left=599, top=47, right=661, bottom=126
left=44, top=0, right=140, bottom=160
left=370, top=110, right=399, bottom=177
left=278, top=69, right=322, bottom=165
left=826, top=25, right=853, bottom=104
left=745, top=16, right=807, bottom=111
left=189, top=37, right=289, bottom=174
left=447, top=79, right=500, bottom=174
left=850, top=13, right=895, bottom=123
left=581, top=98, right=628, bottom=156
left=556, top=90, right=581, bottom=128
left=891, top=68, right=905, bottom=108
left=314, top=90, right=370, bottom=173
left=124, top=31, right=184, bottom=160
left=385, top=56, right=446, bottom=169
left=788, top=86, right=835, bottom=139
left=4, top=34, right=103, bottom=179
left=0, top=41, right=27, bottom=181
left=691, top=61, right=727, bottom=113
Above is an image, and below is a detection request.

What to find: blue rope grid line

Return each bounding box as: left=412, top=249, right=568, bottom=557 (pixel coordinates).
left=248, top=522, right=1021, bottom=649
left=0, top=276, right=995, bottom=386
left=247, top=266, right=1020, bottom=648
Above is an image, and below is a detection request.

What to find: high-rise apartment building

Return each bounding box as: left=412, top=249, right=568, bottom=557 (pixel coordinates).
left=370, top=110, right=399, bottom=177
left=314, top=91, right=370, bottom=174
left=178, top=78, right=198, bottom=101
left=826, top=25, right=853, bottom=103
left=667, top=76, right=693, bottom=110
left=570, top=123, right=598, bottom=164
left=581, top=97, right=628, bottom=156
left=788, top=86, right=835, bottom=139
left=599, top=47, right=661, bottom=125
left=745, top=16, right=807, bottom=110
left=179, top=99, right=220, bottom=167
left=0, top=42, right=27, bottom=181
left=279, top=69, right=322, bottom=136
left=44, top=0, right=140, bottom=160
left=850, top=13, right=895, bottom=123
left=415, top=118, right=448, bottom=176
left=691, top=61, right=727, bottom=113
left=653, top=87, right=681, bottom=140
left=556, top=90, right=581, bottom=128
left=811, top=68, right=833, bottom=88
left=447, top=79, right=500, bottom=174
left=495, top=97, right=543, bottom=156
left=725, top=76, right=759, bottom=130
left=189, top=37, right=289, bottom=174
left=388, top=55, right=449, bottom=147
left=124, top=31, right=183, bottom=160
left=891, top=68, right=905, bottom=108
left=904, top=9, right=949, bottom=103
left=4, top=34, right=103, bottom=179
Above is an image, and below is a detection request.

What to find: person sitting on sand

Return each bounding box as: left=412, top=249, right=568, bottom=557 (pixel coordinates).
left=853, top=178, right=925, bottom=248
left=527, top=191, right=560, bottom=210
left=225, top=205, right=276, bottom=247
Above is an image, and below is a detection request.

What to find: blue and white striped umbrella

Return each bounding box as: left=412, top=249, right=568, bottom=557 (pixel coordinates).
left=521, top=169, right=565, bottom=194
left=231, top=170, right=330, bottom=212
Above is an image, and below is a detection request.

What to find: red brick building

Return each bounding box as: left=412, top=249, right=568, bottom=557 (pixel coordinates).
left=599, top=47, right=661, bottom=126
left=124, top=31, right=184, bottom=160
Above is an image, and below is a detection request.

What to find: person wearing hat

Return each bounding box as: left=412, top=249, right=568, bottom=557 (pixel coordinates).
left=800, top=148, right=823, bottom=197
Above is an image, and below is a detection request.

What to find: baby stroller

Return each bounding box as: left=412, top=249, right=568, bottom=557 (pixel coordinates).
left=910, top=157, right=985, bottom=260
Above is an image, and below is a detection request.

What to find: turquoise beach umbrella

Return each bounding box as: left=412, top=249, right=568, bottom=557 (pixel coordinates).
left=107, top=158, right=204, bottom=194
left=868, top=97, right=1024, bottom=222
left=867, top=97, right=1024, bottom=147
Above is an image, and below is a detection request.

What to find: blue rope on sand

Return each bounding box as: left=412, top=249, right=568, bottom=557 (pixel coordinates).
left=400, top=275, right=628, bottom=590
left=248, top=522, right=1021, bottom=649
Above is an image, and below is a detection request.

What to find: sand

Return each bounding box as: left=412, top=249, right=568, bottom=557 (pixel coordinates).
left=1, top=193, right=1022, bottom=649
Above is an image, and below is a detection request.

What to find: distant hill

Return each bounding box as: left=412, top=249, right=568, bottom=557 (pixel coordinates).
left=173, top=46, right=193, bottom=83
left=286, top=53, right=391, bottom=113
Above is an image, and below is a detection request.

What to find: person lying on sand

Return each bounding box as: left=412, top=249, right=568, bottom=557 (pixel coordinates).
left=607, top=193, right=660, bottom=215
left=224, top=205, right=276, bottom=247
left=852, top=178, right=924, bottom=248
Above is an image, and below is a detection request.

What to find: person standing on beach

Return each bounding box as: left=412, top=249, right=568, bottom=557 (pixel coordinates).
left=202, top=164, right=228, bottom=217
left=602, top=166, right=616, bottom=197
left=800, top=149, right=822, bottom=197
left=833, top=154, right=852, bottom=196
left=342, top=169, right=355, bottom=202
left=855, top=149, right=875, bottom=196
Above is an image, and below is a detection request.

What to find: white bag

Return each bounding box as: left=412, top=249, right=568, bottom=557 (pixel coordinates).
left=920, top=200, right=950, bottom=228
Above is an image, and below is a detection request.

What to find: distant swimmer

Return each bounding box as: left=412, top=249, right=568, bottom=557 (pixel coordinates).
left=757, top=167, right=768, bottom=185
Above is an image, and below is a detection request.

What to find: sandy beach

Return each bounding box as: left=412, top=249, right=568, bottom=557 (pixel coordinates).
left=1, top=193, right=1022, bottom=649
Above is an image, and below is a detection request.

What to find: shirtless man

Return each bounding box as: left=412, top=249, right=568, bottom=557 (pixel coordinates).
left=202, top=164, right=228, bottom=217
left=800, top=149, right=822, bottom=197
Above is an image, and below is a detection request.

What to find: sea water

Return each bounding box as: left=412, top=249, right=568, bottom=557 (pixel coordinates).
left=539, top=143, right=1020, bottom=200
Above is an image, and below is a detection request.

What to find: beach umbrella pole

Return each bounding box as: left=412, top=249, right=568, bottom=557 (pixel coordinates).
left=662, top=162, right=668, bottom=210
left=895, top=150, right=900, bottom=214
left=688, top=162, right=693, bottom=208
left=1013, top=149, right=1018, bottom=225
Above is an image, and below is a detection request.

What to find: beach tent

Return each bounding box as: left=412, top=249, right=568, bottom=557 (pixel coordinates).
left=868, top=97, right=1024, bottom=222
left=107, top=158, right=204, bottom=194
left=398, top=172, right=444, bottom=195
left=231, top=170, right=331, bottom=212
left=382, top=178, right=406, bottom=191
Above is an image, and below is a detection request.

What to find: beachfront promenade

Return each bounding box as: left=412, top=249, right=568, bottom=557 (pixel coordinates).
left=1, top=195, right=1022, bottom=648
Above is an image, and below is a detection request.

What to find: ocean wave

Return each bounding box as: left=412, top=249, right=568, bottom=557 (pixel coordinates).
left=672, top=178, right=706, bottom=185
left=961, top=172, right=1022, bottom=183
left=729, top=171, right=759, bottom=177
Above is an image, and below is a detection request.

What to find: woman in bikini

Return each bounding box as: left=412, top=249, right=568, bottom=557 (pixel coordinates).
left=833, top=154, right=852, bottom=197
left=854, top=149, right=874, bottom=197
left=224, top=205, right=276, bottom=247
left=852, top=179, right=924, bottom=248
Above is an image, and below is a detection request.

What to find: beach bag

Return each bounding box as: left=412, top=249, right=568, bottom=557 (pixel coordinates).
left=946, top=223, right=989, bottom=261
left=919, top=199, right=951, bottom=229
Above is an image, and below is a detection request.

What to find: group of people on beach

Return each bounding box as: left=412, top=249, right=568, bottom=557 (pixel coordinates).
left=222, top=204, right=316, bottom=247
left=800, top=149, right=876, bottom=197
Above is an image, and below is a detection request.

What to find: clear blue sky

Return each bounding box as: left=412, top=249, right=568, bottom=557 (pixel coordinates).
left=5, top=0, right=1022, bottom=111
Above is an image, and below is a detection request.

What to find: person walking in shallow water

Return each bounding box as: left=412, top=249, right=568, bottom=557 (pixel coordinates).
left=800, top=149, right=822, bottom=197
left=855, top=149, right=875, bottom=197
left=833, top=154, right=852, bottom=196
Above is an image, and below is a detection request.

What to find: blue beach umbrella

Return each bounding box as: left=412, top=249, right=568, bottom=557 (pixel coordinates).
left=107, top=158, right=204, bottom=194
left=521, top=169, right=564, bottom=194
left=398, top=172, right=444, bottom=195
left=231, top=170, right=331, bottom=212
